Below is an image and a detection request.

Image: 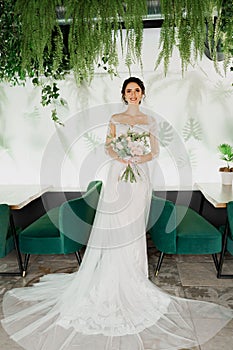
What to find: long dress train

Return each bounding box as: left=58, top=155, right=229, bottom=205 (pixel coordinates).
left=1, top=121, right=233, bottom=350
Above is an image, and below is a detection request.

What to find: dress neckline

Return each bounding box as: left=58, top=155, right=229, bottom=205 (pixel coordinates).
left=111, top=120, right=149, bottom=127
left=111, top=115, right=150, bottom=128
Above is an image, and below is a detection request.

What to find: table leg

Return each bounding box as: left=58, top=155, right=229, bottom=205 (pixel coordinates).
left=217, top=218, right=233, bottom=278
left=0, top=214, right=24, bottom=277
left=199, top=193, right=205, bottom=215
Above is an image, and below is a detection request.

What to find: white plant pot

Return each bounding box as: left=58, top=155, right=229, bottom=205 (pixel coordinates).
left=220, top=171, right=233, bottom=185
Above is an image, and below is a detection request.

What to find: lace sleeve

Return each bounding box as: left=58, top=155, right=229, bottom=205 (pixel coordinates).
left=105, top=117, right=116, bottom=155
left=149, top=116, right=159, bottom=158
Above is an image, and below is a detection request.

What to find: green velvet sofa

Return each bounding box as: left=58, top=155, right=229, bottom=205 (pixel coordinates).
left=147, top=195, right=222, bottom=275
left=19, top=180, right=102, bottom=276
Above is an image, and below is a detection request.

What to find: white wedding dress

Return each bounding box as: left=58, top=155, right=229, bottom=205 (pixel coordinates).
left=1, top=120, right=233, bottom=350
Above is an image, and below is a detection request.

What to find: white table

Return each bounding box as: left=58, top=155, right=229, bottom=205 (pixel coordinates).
left=195, top=182, right=233, bottom=208
left=0, top=185, right=51, bottom=276
left=196, top=182, right=233, bottom=278
left=0, top=185, right=51, bottom=209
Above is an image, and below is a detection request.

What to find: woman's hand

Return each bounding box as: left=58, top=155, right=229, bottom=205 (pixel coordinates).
left=117, top=156, right=128, bottom=164
left=130, top=154, right=153, bottom=164
left=117, top=156, right=143, bottom=165
left=129, top=156, right=141, bottom=164
left=117, top=157, right=137, bottom=165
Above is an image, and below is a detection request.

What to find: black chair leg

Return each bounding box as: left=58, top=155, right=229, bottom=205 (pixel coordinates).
left=23, top=254, right=31, bottom=277
left=75, top=251, right=82, bottom=265
left=155, top=252, right=165, bottom=276
left=212, top=253, right=219, bottom=271
left=217, top=220, right=233, bottom=278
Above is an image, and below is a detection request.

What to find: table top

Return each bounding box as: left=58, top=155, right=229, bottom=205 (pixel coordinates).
left=0, top=185, right=51, bottom=209
left=1, top=183, right=232, bottom=209
left=195, top=182, right=233, bottom=208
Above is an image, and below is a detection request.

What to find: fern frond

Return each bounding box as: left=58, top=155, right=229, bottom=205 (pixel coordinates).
left=182, top=118, right=202, bottom=142
left=84, top=132, right=102, bottom=151
left=177, top=148, right=197, bottom=169
left=158, top=121, right=173, bottom=147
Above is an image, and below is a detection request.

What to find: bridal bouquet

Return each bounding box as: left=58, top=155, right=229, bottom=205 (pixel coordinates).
left=107, top=128, right=150, bottom=183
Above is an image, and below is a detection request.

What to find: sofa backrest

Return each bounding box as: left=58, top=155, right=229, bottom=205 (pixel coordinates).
left=147, top=195, right=177, bottom=253
left=59, top=181, right=103, bottom=248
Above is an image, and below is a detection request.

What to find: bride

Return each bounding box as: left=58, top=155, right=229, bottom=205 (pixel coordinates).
left=1, top=77, right=233, bottom=349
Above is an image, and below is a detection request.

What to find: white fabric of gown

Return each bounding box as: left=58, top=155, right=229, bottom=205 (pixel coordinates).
left=1, top=120, right=233, bottom=350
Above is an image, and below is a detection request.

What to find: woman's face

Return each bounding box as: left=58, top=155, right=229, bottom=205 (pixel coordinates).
left=123, top=82, right=143, bottom=105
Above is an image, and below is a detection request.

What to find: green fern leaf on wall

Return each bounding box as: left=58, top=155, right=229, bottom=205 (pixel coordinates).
left=84, top=132, right=102, bottom=151
left=177, top=149, right=197, bottom=169
left=158, top=121, right=173, bottom=147
left=177, top=154, right=189, bottom=168
left=213, top=81, right=233, bottom=99
left=182, top=118, right=202, bottom=142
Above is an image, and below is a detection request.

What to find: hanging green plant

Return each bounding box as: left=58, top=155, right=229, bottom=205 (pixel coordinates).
left=97, top=55, right=118, bottom=78
left=0, top=0, right=147, bottom=123
left=156, top=0, right=233, bottom=75
left=214, top=0, right=233, bottom=72
left=14, top=0, right=63, bottom=74
left=13, top=0, right=147, bottom=84
left=0, top=0, right=26, bottom=84
left=63, top=0, right=147, bottom=83
left=0, top=0, right=70, bottom=123
left=1, top=0, right=232, bottom=125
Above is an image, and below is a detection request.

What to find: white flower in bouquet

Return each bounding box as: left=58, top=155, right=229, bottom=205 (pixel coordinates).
left=107, top=128, right=150, bottom=183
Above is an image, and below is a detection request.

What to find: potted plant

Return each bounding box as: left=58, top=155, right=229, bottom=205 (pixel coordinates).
left=217, top=143, right=233, bottom=185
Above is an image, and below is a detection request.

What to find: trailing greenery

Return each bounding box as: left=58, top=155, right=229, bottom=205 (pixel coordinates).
left=0, top=0, right=69, bottom=123
left=215, top=0, right=233, bottom=72
left=63, top=0, right=147, bottom=82
left=156, top=0, right=233, bottom=74
left=0, top=0, right=232, bottom=123
left=13, top=0, right=147, bottom=84
left=14, top=0, right=62, bottom=73
left=0, top=0, right=147, bottom=122
left=0, top=0, right=25, bottom=84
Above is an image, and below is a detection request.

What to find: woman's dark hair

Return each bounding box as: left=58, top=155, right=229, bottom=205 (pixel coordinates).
left=121, top=77, right=145, bottom=104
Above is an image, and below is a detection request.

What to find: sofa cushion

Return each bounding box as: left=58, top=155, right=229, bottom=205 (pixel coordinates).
left=19, top=207, right=61, bottom=254
left=176, top=206, right=222, bottom=254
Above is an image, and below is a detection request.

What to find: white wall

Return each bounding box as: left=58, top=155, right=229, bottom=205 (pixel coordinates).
left=0, top=28, right=232, bottom=189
